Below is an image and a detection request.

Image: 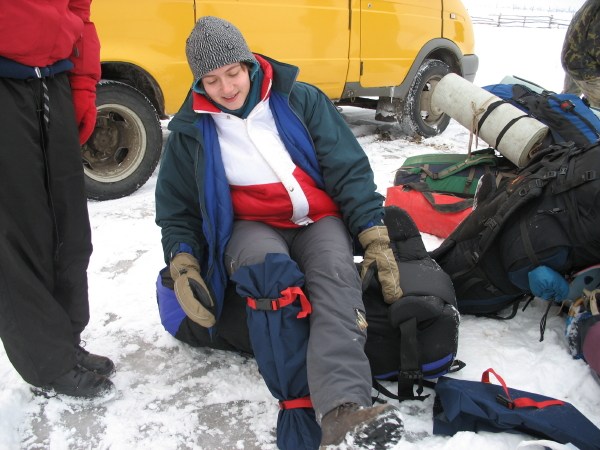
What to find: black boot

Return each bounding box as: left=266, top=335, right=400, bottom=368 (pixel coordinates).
left=38, top=365, right=114, bottom=398
left=320, top=403, right=404, bottom=449
left=76, top=345, right=115, bottom=376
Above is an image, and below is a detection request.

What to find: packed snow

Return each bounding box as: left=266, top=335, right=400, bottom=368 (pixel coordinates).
left=2, top=2, right=599, bottom=449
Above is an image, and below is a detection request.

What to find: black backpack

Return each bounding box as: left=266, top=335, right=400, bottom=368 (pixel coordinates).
left=431, top=142, right=600, bottom=319
left=363, top=206, right=462, bottom=402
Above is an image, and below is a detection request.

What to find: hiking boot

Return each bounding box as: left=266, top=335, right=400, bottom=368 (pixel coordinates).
left=75, top=345, right=115, bottom=377
left=320, top=402, right=404, bottom=449
left=39, top=365, right=114, bottom=398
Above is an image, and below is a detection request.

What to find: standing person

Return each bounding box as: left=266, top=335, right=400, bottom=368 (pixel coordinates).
left=561, top=0, right=600, bottom=107
left=562, top=72, right=583, bottom=96
left=156, top=16, right=405, bottom=448
left=0, top=0, right=115, bottom=398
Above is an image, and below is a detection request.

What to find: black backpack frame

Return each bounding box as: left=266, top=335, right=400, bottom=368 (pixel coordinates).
left=431, top=142, right=600, bottom=319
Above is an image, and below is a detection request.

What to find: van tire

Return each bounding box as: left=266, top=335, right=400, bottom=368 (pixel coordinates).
left=400, top=59, right=451, bottom=138
left=82, top=81, right=163, bottom=201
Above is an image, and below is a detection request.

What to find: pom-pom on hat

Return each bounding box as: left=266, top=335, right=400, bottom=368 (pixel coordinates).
left=185, top=16, right=258, bottom=80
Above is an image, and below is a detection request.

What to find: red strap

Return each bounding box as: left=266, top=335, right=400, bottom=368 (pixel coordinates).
left=481, top=368, right=510, bottom=387
left=482, top=368, right=564, bottom=410
left=283, top=286, right=312, bottom=318
left=512, top=397, right=565, bottom=409
left=246, top=286, right=312, bottom=318
left=280, top=396, right=313, bottom=410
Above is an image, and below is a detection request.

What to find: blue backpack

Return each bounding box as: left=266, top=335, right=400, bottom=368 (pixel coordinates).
left=482, top=83, right=600, bottom=148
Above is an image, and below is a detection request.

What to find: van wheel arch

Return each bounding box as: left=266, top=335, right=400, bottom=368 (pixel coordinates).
left=100, top=62, right=166, bottom=118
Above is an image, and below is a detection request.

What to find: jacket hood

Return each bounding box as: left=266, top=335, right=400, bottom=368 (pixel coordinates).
left=168, top=54, right=300, bottom=139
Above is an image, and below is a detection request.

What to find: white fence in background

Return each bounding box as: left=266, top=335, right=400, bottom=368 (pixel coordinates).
left=471, top=14, right=571, bottom=28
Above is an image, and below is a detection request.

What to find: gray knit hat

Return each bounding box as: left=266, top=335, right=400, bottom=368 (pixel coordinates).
left=185, top=16, right=258, bottom=80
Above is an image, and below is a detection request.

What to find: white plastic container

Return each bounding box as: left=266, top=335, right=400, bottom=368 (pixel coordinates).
left=431, top=73, right=548, bottom=167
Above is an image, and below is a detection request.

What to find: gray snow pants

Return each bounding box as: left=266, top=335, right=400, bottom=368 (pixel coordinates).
left=0, top=74, right=92, bottom=386
left=224, top=217, right=372, bottom=421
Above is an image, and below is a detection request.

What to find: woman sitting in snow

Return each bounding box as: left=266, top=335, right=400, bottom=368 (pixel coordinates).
left=154, top=16, right=406, bottom=449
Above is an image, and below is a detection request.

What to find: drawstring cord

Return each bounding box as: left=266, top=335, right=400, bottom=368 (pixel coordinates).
left=35, top=76, right=62, bottom=264
left=41, top=78, right=50, bottom=129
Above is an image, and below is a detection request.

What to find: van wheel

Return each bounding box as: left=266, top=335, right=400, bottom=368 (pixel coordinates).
left=82, top=81, right=163, bottom=201
left=400, top=59, right=451, bottom=138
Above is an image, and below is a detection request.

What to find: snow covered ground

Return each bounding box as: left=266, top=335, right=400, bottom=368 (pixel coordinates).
left=2, top=5, right=599, bottom=450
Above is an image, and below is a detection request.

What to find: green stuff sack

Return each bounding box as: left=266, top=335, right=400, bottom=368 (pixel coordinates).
left=394, top=149, right=515, bottom=197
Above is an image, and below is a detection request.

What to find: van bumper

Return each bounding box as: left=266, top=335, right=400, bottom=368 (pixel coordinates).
left=461, top=54, right=479, bottom=82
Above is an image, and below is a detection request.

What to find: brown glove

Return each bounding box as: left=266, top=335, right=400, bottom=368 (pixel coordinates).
left=169, top=252, right=216, bottom=328
left=359, top=226, right=403, bottom=304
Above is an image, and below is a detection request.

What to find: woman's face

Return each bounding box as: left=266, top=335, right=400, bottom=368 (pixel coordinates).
left=201, top=62, right=251, bottom=110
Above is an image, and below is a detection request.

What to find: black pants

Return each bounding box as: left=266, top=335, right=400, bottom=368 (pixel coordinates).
left=0, top=74, right=92, bottom=386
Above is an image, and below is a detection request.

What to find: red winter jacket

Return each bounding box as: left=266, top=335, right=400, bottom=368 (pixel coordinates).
left=0, top=0, right=100, bottom=91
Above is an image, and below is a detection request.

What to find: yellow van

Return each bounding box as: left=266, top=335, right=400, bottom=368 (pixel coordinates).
left=88, top=0, right=478, bottom=200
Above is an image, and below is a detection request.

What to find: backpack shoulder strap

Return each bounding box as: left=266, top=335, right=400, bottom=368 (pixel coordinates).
left=404, top=183, right=474, bottom=213
left=474, top=142, right=579, bottom=260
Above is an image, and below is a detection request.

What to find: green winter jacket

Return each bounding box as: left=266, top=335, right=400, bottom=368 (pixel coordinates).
left=155, top=55, right=384, bottom=268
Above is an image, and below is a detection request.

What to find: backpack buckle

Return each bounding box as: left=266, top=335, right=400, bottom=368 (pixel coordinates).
left=529, top=178, right=545, bottom=189
left=496, top=394, right=515, bottom=409
left=483, top=218, right=498, bottom=229
left=559, top=99, right=575, bottom=112
left=399, top=370, right=422, bottom=380
left=253, top=297, right=278, bottom=311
